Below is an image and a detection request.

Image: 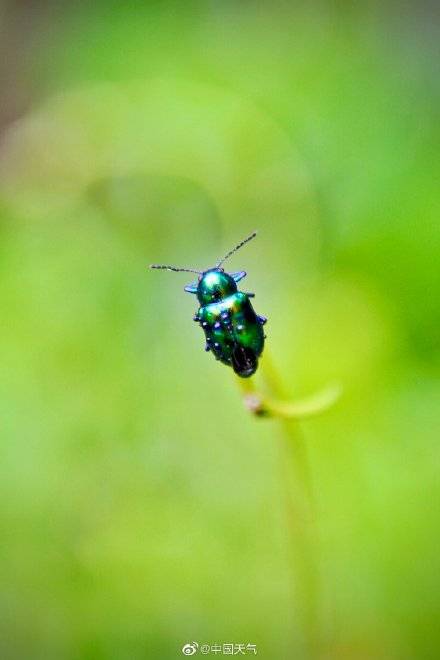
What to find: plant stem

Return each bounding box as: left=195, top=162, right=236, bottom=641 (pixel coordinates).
left=277, top=417, right=319, bottom=658
left=264, top=354, right=319, bottom=657
left=237, top=352, right=339, bottom=657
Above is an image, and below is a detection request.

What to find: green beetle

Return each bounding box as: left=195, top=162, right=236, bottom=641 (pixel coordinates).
left=150, top=232, right=267, bottom=377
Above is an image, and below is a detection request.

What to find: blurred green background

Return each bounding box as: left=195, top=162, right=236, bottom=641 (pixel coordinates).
left=0, top=2, right=439, bottom=659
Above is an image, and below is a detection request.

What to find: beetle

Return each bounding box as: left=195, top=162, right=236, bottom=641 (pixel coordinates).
left=150, top=231, right=267, bottom=377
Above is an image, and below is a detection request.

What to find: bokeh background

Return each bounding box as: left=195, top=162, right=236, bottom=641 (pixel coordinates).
left=0, top=2, right=439, bottom=659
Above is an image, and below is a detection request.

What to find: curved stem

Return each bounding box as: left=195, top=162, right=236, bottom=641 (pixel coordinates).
left=242, top=383, right=341, bottom=419
left=277, top=416, right=319, bottom=658
left=236, top=353, right=340, bottom=657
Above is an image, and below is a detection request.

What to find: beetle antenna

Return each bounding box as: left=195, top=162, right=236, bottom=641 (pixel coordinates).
left=216, top=231, right=257, bottom=268
left=150, top=264, right=202, bottom=274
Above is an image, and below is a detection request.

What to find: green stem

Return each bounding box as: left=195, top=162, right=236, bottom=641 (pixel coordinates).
left=237, top=353, right=340, bottom=657
left=277, top=416, right=319, bottom=657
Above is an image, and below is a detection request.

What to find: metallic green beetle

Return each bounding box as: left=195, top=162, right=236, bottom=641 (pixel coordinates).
left=150, top=232, right=267, bottom=377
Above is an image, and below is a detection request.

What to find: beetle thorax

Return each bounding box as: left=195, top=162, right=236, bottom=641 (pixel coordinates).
left=197, top=269, right=237, bottom=305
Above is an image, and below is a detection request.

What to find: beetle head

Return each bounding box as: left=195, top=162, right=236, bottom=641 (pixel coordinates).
left=150, top=231, right=256, bottom=299
left=195, top=269, right=237, bottom=305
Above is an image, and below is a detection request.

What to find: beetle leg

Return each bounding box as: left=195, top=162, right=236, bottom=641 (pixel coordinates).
left=245, top=292, right=255, bottom=298
left=258, top=315, right=267, bottom=325
left=231, top=271, right=247, bottom=283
